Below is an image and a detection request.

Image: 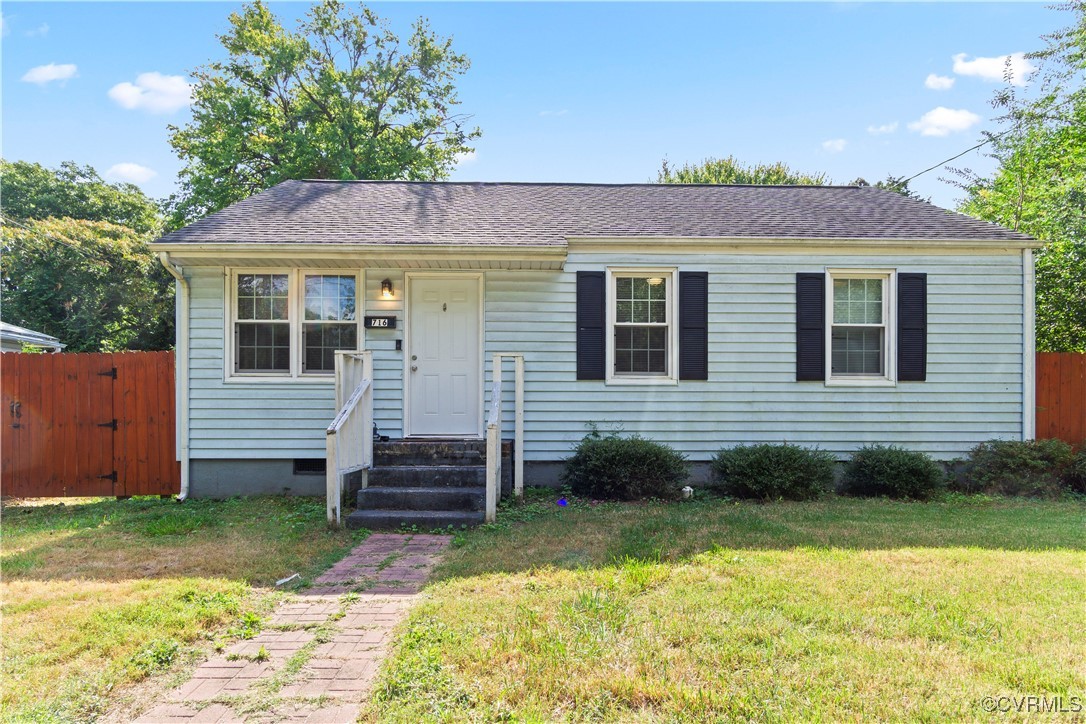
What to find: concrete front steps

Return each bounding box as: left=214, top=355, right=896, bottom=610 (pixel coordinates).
left=346, top=439, right=507, bottom=531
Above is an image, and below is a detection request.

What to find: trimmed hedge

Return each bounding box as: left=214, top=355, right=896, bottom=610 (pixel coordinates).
left=712, top=443, right=835, bottom=501
left=561, top=431, right=688, bottom=500
left=961, top=438, right=1075, bottom=497
left=841, top=444, right=945, bottom=500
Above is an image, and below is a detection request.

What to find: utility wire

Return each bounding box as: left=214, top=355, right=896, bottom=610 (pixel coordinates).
left=1, top=214, right=104, bottom=261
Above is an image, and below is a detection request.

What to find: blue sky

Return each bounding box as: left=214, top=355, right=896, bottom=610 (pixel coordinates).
left=2, top=1, right=1063, bottom=210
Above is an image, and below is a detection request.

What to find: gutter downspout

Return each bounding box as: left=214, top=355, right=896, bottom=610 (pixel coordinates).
left=158, top=252, right=191, bottom=500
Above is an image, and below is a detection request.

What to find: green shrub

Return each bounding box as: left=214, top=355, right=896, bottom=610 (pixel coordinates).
left=962, top=438, right=1075, bottom=497
left=712, top=443, right=835, bottom=501
left=1063, top=447, right=1086, bottom=494
left=841, top=445, right=945, bottom=500
left=561, top=430, right=688, bottom=500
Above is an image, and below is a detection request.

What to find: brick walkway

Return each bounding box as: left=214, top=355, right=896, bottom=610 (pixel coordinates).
left=135, top=534, right=450, bottom=723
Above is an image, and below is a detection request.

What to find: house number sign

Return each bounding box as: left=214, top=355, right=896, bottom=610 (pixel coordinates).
left=364, top=316, right=397, bottom=329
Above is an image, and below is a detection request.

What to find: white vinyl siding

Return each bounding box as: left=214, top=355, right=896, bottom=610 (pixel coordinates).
left=185, top=250, right=1025, bottom=462
left=483, top=251, right=1024, bottom=461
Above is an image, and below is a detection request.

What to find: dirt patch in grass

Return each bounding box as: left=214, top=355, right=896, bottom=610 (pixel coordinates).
left=365, top=494, right=1086, bottom=721
left=0, top=496, right=364, bottom=722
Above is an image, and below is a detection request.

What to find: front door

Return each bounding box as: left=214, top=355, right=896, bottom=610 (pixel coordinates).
left=407, top=275, right=481, bottom=437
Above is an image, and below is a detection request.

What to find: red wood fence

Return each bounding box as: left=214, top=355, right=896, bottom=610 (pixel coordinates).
left=1, top=351, right=179, bottom=497
left=1036, top=352, right=1086, bottom=448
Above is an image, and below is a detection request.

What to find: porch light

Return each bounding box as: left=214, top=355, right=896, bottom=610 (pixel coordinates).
left=381, top=279, right=394, bottom=299
left=647, top=277, right=664, bottom=286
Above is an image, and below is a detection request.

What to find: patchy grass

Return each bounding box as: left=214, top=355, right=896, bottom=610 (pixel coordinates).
left=367, top=492, right=1086, bottom=721
left=0, top=496, right=364, bottom=723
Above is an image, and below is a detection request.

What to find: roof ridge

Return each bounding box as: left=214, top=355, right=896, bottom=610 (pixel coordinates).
left=287, top=179, right=867, bottom=190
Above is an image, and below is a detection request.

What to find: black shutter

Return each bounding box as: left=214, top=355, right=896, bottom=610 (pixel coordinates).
left=796, top=273, right=826, bottom=381
left=678, top=272, right=709, bottom=380
left=576, top=271, right=606, bottom=380
left=897, top=273, right=927, bottom=381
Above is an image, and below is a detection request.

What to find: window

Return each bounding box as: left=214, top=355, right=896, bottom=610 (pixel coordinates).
left=607, top=269, right=676, bottom=383
left=303, top=275, right=357, bottom=373
left=827, top=270, right=894, bottom=383
left=235, top=273, right=290, bottom=372
left=230, top=270, right=360, bottom=378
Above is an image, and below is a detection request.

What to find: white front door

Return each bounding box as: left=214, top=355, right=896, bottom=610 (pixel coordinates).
left=407, top=276, right=481, bottom=437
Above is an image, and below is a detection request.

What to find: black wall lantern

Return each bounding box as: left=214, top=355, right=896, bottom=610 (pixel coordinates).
left=381, top=278, right=394, bottom=299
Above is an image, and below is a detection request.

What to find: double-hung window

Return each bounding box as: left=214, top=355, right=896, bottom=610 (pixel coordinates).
left=302, top=275, right=357, bottom=373
left=230, top=269, right=359, bottom=379
left=827, top=270, right=895, bottom=384
left=607, top=268, right=677, bottom=383
left=235, top=273, right=291, bottom=373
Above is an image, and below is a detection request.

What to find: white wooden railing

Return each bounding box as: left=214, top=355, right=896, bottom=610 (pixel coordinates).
left=326, top=351, right=374, bottom=526
left=486, top=353, right=524, bottom=522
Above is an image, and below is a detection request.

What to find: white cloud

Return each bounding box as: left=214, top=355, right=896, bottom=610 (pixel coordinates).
left=952, top=52, right=1035, bottom=87
left=867, top=122, right=899, bottom=135
left=821, top=139, right=847, bottom=153
left=25, top=22, right=49, bottom=37
left=924, top=73, right=955, bottom=90
left=539, top=109, right=569, bottom=117
left=21, top=63, right=78, bottom=85
left=455, top=150, right=477, bottom=166
left=907, top=107, right=981, bottom=137
left=105, top=163, right=157, bottom=184
left=108, top=72, right=192, bottom=114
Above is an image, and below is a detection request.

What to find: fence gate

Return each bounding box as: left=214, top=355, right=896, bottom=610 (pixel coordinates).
left=1, top=351, right=179, bottom=497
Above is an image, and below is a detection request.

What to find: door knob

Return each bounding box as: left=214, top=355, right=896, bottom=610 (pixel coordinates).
left=411, top=365, right=418, bottom=372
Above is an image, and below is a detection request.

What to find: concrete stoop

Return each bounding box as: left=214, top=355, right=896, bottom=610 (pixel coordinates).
left=346, top=439, right=512, bottom=531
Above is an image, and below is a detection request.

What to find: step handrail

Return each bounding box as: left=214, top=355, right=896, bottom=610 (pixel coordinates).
left=326, top=350, right=373, bottom=526
left=486, top=353, right=524, bottom=523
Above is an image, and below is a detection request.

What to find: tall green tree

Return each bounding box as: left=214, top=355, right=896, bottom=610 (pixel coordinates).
left=656, top=156, right=829, bottom=185
left=1, top=159, right=162, bottom=235
left=1, top=218, right=175, bottom=351
left=954, top=2, right=1085, bottom=352
left=166, top=0, right=480, bottom=228
left=850, top=175, right=929, bottom=202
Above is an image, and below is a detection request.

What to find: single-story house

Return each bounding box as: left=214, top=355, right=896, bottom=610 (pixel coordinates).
left=151, top=181, right=1039, bottom=512
left=0, top=321, right=65, bottom=353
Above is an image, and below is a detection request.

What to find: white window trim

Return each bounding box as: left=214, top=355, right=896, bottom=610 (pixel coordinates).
left=825, top=268, right=896, bottom=387
left=224, top=267, right=363, bottom=383
left=605, top=267, right=678, bottom=386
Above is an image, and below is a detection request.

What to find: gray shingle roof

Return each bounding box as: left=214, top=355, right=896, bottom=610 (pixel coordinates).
left=155, top=180, right=1032, bottom=246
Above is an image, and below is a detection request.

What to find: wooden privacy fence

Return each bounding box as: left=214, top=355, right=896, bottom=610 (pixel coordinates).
left=2, top=351, right=179, bottom=497
left=1036, top=352, right=1086, bottom=447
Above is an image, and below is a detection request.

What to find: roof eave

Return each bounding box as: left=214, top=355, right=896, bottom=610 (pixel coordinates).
left=564, top=235, right=1043, bottom=250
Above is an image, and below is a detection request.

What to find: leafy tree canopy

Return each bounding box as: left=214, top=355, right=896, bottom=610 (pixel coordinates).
left=953, top=1, right=1085, bottom=352
left=657, top=156, right=829, bottom=185
left=166, top=0, right=480, bottom=229
left=1, top=159, right=163, bottom=235
left=850, top=174, right=930, bottom=202
left=1, top=218, right=174, bottom=352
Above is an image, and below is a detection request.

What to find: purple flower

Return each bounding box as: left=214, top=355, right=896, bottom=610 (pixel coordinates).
left=557, top=498, right=568, bottom=507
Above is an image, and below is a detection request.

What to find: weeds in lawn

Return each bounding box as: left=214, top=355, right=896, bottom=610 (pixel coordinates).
left=367, top=495, right=1086, bottom=722
left=1, top=496, right=363, bottom=723
left=127, top=639, right=182, bottom=679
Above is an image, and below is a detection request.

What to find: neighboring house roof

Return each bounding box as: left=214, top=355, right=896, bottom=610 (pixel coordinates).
left=154, top=180, right=1034, bottom=247
left=0, top=321, right=65, bottom=351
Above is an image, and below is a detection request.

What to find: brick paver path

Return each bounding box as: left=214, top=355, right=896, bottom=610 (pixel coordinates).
left=135, top=534, right=450, bottom=723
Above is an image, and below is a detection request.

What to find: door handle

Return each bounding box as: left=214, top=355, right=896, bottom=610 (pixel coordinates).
left=411, top=365, right=418, bottom=372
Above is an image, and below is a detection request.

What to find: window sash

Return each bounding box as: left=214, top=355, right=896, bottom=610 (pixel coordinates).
left=607, top=270, right=675, bottom=382
left=826, top=270, right=894, bottom=382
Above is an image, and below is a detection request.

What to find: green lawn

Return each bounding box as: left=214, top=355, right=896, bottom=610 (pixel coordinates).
left=0, top=496, right=364, bottom=723
left=367, top=493, right=1086, bottom=722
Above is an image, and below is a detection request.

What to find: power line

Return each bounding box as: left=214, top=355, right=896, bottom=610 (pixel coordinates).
left=1, top=214, right=102, bottom=261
